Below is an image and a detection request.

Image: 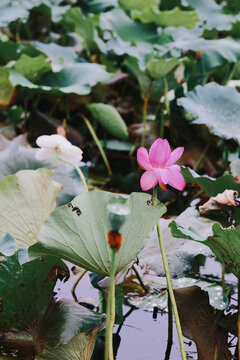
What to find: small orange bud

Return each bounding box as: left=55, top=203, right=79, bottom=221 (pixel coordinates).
left=108, top=230, right=122, bottom=252
left=196, top=50, right=202, bottom=59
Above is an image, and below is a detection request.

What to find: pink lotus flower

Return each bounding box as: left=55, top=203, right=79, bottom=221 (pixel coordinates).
left=137, top=138, right=185, bottom=191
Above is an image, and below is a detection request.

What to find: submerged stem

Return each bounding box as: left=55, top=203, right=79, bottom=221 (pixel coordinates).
left=152, top=186, right=187, bottom=360
left=132, top=264, right=148, bottom=293
left=56, top=153, right=88, bottom=192
left=141, top=80, right=153, bottom=147
left=80, top=114, right=112, bottom=176
left=104, top=249, right=116, bottom=360
left=164, top=293, right=173, bottom=360
left=71, top=269, right=88, bottom=302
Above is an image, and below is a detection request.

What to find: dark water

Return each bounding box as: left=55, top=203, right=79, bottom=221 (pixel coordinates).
left=55, top=255, right=238, bottom=360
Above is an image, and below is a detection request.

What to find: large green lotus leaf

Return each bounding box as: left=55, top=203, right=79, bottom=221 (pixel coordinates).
left=0, top=68, right=15, bottom=107
left=168, top=38, right=240, bottom=71
left=0, top=253, right=102, bottom=357
left=63, top=8, right=95, bottom=55
left=0, top=143, right=88, bottom=206
left=146, top=57, right=179, bottom=79
left=178, top=83, right=240, bottom=143
left=37, top=332, right=98, bottom=360
left=185, top=0, right=238, bottom=31
left=0, top=168, right=61, bottom=248
left=181, top=166, right=240, bottom=223
left=0, top=254, right=67, bottom=331
left=9, top=62, right=112, bottom=96
left=119, top=0, right=199, bottom=28
left=132, top=7, right=199, bottom=29
left=0, top=0, right=69, bottom=26
left=32, top=42, right=80, bottom=72
left=170, top=221, right=240, bottom=279
left=181, top=166, right=240, bottom=196
left=99, top=9, right=160, bottom=67
left=128, top=278, right=228, bottom=311
left=139, top=207, right=214, bottom=277
left=29, top=190, right=166, bottom=276
left=87, top=103, right=129, bottom=140
left=14, top=54, right=52, bottom=83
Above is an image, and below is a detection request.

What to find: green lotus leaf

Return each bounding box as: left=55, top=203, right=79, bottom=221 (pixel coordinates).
left=9, top=63, right=113, bottom=96
left=170, top=221, right=240, bottom=279
left=178, top=83, right=240, bottom=143
left=132, top=6, right=199, bottom=29
left=0, top=68, right=15, bottom=107
left=0, top=253, right=102, bottom=358
left=0, top=233, right=16, bottom=257
left=87, top=103, right=129, bottom=140
left=169, top=38, right=240, bottom=71
left=139, top=207, right=214, bottom=277
left=29, top=190, right=166, bottom=276
left=181, top=166, right=240, bottom=223
left=146, top=57, right=179, bottom=79
left=0, top=143, right=88, bottom=206
left=181, top=166, right=240, bottom=196
left=0, top=168, right=61, bottom=248
left=36, top=332, right=98, bottom=360
left=185, top=0, right=239, bottom=31
left=32, top=42, right=81, bottom=72
left=63, top=7, right=96, bottom=55
left=14, top=54, right=52, bottom=83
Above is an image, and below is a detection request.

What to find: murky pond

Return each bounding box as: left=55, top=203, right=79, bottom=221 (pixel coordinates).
left=55, top=256, right=238, bottom=360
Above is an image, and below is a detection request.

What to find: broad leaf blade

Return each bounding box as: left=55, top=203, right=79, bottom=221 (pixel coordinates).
left=178, top=83, right=240, bottom=143
left=0, top=168, right=61, bottom=247
left=30, top=191, right=166, bottom=276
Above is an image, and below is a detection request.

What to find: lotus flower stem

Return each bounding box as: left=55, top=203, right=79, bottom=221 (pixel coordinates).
left=193, top=135, right=212, bottom=172
left=56, top=153, right=89, bottom=192
left=104, top=249, right=117, bottom=360
left=153, top=186, right=187, bottom=360
left=163, top=76, right=170, bottom=117
left=80, top=114, right=112, bottom=176
left=141, top=80, right=153, bottom=147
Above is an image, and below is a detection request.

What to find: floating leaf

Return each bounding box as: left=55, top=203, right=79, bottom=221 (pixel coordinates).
left=87, top=103, right=129, bottom=140
left=0, top=143, right=88, bottom=206
left=128, top=278, right=228, bottom=311
left=178, top=83, right=240, bottom=143
left=0, top=168, right=61, bottom=248
left=139, top=207, right=214, bottom=277
left=29, top=190, right=166, bottom=276
left=170, top=220, right=240, bottom=278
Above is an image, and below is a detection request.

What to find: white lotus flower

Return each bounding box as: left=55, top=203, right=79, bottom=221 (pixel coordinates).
left=35, top=134, right=83, bottom=166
